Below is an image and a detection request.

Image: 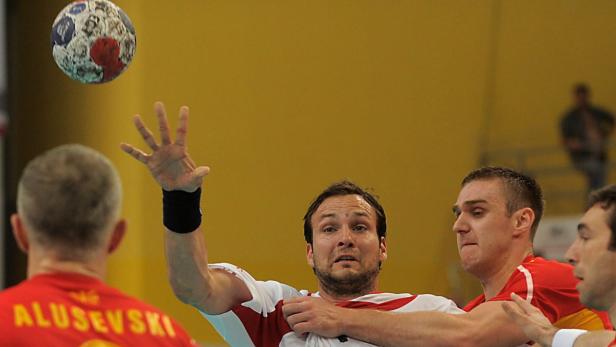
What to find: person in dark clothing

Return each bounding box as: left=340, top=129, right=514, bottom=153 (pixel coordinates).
left=561, top=83, right=615, bottom=191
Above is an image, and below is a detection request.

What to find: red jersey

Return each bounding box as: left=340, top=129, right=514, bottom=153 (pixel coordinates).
left=609, top=337, right=616, bottom=347
left=464, top=256, right=612, bottom=330
left=0, top=273, right=197, bottom=347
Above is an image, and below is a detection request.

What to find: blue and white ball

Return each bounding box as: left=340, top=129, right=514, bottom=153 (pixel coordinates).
left=51, top=0, right=136, bottom=84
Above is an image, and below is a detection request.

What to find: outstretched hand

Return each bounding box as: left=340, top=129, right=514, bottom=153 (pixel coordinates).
left=120, top=102, right=209, bottom=192
left=502, top=293, right=557, bottom=347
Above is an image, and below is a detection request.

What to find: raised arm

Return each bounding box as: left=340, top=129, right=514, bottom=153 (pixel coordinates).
left=120, top=102, right=251, bottom=314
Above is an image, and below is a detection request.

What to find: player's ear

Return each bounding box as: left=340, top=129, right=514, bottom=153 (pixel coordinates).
left=306, top=243, right=314, bottom=268
left=379, top=236, right=388, bottom=262
left=513, top=207, right=534, bottom=237
left=107, top=219, right=127, bottom=254
left=10, top=214, right=30, bottom=253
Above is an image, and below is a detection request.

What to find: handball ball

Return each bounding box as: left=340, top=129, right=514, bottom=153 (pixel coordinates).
left=51, top=0, right=136, bottom=84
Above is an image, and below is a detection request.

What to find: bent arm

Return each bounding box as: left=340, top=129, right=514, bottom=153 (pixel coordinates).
left=121, top=102, right=251, bottom=315
left=165, top=228, right=251, bottom=314
left=340, top=301, right=528, bottom=347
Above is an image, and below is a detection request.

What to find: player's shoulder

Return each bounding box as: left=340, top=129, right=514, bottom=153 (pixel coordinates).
left=517, top=256, right=575, bottom=285
left=0, top=279, right=41, bottom=305
left=518, top=257, right=573, bottom=277
left=103, top=284, right=171, bottom=313
left=106, top=287, right=194, bottom=335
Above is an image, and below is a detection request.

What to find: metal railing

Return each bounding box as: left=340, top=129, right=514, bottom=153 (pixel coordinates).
left=479, top=144, right=616, bottom=215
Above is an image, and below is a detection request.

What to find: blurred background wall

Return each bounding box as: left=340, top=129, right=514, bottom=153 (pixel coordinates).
left=5, top=0, right=616, bottom=344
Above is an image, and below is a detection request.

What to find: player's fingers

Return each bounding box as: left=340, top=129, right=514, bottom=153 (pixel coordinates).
left=193, top=166, right=210, bottom=178
left=501, top=302, right=525, bottom=323
left=291, top=322, right=312, bottom=335
left=282, top=302, right=303, bottom=319
left=154, top=101, right=172, bottom=145
left=133, top=115, right=159, bottom=150
left=176, top=106, right=189, bottom=146
left=511, top=293, right=535, bottom=315
left=120, top=143, right=149, bottom=164
left=284, top=297, right=305, bottom=305
left=286, top=311, right=311, bottom=330
left=186, top=156, right=197, bottom=168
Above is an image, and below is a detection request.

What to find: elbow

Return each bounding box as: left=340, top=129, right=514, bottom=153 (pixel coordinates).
left=169, top=279, right=194, bottom=304
left=168, top=275, right=210, bottom=307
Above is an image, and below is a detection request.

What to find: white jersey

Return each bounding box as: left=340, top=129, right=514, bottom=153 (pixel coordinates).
left=200, top=263, right=464, bottom=347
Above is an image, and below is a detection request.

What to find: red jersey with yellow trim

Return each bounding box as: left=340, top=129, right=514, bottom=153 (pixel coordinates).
left=0, top=273, right=197, bottom=347
left=464, top=255, right=612, bottom=331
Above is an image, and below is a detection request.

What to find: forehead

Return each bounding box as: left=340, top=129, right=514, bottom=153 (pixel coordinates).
left=580, top=205, right=611, bottom=232
left=313, top=194, right=375, bottom=219
left=456, top=178, right=507, bottom=206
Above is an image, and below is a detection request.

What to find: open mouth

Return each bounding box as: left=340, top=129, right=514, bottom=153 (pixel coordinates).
left=460, top=242, right=477, bottom=248
left=335, top=255, right=358, bottom=263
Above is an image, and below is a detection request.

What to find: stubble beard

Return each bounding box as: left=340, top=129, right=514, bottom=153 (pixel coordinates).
left=313, top=260, right=381, bottom=298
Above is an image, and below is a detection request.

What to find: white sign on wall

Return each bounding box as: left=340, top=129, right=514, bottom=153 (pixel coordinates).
left=533, top=215, right=581, bottom=263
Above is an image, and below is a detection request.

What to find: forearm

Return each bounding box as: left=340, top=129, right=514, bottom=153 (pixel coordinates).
left=162, top=187, right=212, bottom=305
left=340, top=301, right=528, bottom=347
left=164, top=229, right=212, bottom=305
left=573, top=330, right=615, bottom=347
left=164, top=228, right=252, bottom=314
left=341, top=310, right=476, bottom=347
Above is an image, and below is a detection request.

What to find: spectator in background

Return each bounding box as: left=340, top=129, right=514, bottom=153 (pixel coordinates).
left=561, top=83, right=615, bottom=192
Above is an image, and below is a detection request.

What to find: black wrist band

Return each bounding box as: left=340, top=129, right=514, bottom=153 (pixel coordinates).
left=162, top=188, right=202, bottom=233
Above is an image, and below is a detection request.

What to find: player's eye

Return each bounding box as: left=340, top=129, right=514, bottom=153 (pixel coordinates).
left=352, top=224, right=368, bottom=232
left=322, top=226, right=337, bottom=233
left=471, top=209, right=484, bottom=217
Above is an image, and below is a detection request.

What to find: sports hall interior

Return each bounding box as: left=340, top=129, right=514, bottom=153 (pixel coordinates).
left=5, top=1, right=616, bottom=344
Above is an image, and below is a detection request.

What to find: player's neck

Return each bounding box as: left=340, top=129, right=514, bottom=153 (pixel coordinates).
left=27, top=248, right=107, bottom=281
left=317, top=281, right=378, bottom=303
left=480, top=248, right=533, bottom=300
left=609, top=303, right=616, bottom=325
left=317, top=290, right=367, bottom=304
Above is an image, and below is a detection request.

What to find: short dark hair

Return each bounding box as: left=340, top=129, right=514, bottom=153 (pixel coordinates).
left=17, top=144, right=122, bottom=259
left=587, top=185, right=616, bottom=251
left=303, top=180, right=386, bottom=244
left=461, top=167, right=544, bottom=239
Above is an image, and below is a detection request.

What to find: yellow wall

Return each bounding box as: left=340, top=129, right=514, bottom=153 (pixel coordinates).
left=488, top=0, right=616, bottom=150
left=10, top=0, right=616, bottom=344
left=483, top=0, right=616, bottom=213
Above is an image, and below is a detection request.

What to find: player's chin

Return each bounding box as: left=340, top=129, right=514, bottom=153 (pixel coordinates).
left=332, top=261, right=361, bottom=271
left=578, top=288, right=599, bottom=309
left=459, top=257, right=480, bottom=273
left=330, top=266, right=361, bottom=278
